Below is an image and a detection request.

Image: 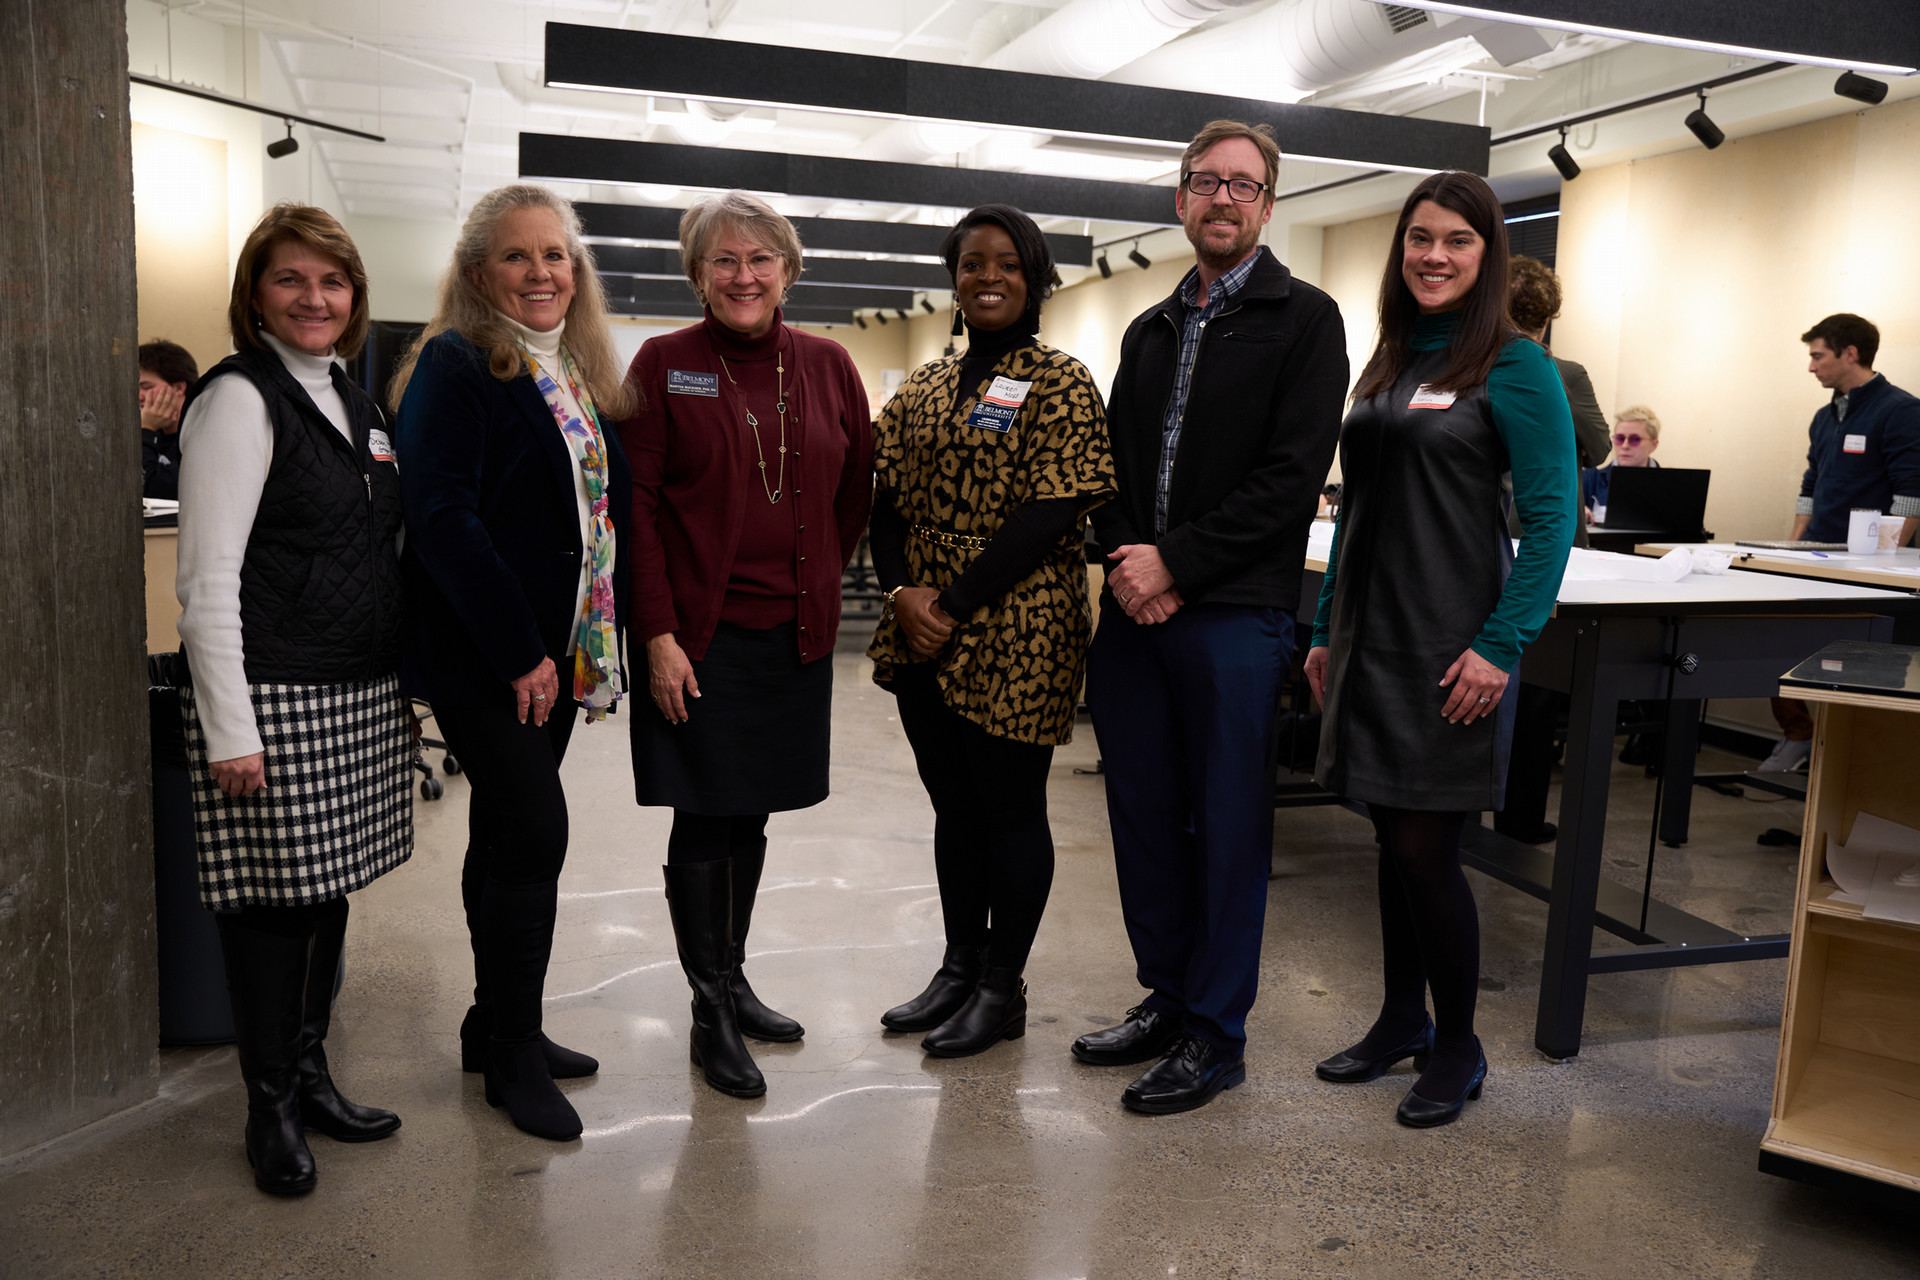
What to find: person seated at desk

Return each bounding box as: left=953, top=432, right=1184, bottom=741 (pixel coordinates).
left=1580, top=405, right=1660, bottom=524
left=139, top=339, right=197, bottom=501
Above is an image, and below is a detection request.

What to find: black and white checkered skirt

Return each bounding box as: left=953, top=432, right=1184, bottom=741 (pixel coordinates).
left=180, top=674, right=414, bottom=910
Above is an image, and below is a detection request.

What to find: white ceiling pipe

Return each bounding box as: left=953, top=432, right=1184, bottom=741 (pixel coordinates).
left=984, top=0, right=1269, bottom=80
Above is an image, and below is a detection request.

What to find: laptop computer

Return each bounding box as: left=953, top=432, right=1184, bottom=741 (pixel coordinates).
left=1601, top=466, right=1710, bottom=540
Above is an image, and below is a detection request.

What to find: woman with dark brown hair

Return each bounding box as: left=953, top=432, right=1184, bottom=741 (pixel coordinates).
left=1303, top=171, right=1576, bottom=1128
left=175, top=204, right=410, bottom=1194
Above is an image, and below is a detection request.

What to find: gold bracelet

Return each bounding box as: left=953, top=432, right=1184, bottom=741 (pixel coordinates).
left=883, top=585, right=908, bottom=611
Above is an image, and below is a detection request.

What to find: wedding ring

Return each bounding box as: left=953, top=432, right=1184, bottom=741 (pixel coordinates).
left=533, top=693, right=548, bottom=701
left=1118, top=592, right=1132, bottom=604
left=1477, top=696, right=1489, bottom=703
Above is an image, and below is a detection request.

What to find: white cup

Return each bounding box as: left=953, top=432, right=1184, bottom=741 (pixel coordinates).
left=1848, top=508, right=1883, bottom=554
left=1878, top=514, right=1904, bottom=553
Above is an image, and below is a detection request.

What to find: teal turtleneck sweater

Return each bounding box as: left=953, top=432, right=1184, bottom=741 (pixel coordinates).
left=1312, top=310, right=1577, bottom=672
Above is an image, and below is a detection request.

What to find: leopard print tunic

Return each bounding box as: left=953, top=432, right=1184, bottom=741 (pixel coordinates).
left=868, top=341, right=1115, bottom=745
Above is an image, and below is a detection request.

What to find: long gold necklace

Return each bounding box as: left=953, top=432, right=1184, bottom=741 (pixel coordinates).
left=716, top=347, right=787, bottom=504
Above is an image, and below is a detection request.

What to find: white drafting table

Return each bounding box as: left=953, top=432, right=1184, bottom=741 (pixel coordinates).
left=1637, top=541, right=1920, bottom=595
left=1295, top=519, right=1920, bottom=1058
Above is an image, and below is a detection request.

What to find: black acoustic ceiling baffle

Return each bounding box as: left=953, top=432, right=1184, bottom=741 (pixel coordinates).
left=607, top=276, right=906, bottom=312
left=1382, top=1, right=1917, bottom=74
left=544, top=25, right=1492, bottom=174
left=603, top=296, right=855, bottom=326
left=592, top=243, right=948, bottom=291
left=574, top=202, right=1094, bottom=267
left=525, top=134, right=1179, bottom=227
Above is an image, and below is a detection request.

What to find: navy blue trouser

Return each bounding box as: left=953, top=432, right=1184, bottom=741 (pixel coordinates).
left=1086, top=600, right=1293, bottom=1058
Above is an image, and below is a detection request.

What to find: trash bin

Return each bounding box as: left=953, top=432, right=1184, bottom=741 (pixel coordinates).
left=149, top=653, right=234, bottom=1046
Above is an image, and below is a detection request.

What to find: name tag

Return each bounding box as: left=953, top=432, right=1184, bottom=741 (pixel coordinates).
left=667, top=369, right=720, bottom=397
left=1409, top=384, right=1456, bottom=410
left=368, top=427, right=396, bottom=465
left=1844, top=433, right=1868, bottom=454
left=963, top=376, right=1032, bottom=434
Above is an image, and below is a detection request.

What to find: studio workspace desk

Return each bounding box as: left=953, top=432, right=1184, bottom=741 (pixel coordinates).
left=1638, top=541, right=1920, bottom=599
left=1298, top=522, right=1920, bottom=1059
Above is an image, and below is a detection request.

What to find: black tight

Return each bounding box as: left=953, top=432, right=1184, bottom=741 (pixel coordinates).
left=222, top=896, right=346, bottom=940
left=1356, top=806, right=1481, bottom=1099
left=667, top=810, right=770, bottom=863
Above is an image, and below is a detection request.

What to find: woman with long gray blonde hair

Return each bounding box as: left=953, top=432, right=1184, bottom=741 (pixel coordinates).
left=393, top=183, right=635, bottom=1141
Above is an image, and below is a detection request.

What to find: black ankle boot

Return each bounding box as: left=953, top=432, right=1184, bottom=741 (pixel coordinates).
left=727, top=840, right=804, bottom=1043
left=921, top=965, right=1027, bottom=1058
left=216, top=913, right=317, bottom=1195
left=459, top=1005, right=599, bottom=1078
left=881, top=943, right=984, bottom=1032
left=664, top=860, right=765, bottom=1098
left=484, top=1037, right=582, bottom=1141
left=295, top=899, right=400, bottom=1143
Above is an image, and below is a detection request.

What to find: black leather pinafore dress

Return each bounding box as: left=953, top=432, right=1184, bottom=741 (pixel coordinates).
left=1314, top=345, right=1519, bottom=812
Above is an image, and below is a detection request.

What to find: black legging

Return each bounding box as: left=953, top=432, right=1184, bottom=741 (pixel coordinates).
left=667, top=811, right=770, bottom=863
left=1356, top=806, right=1482, bottom=1099
left=892, top=666, right=1055, bottom=972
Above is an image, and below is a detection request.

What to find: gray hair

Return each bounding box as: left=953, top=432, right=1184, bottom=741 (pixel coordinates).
left=388, top=183, right=636, bottom=419
left=678, top=191, right=805, bottom=305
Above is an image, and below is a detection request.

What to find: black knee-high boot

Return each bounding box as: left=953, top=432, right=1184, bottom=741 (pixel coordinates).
left=664, top=860, right=765, bottom=1098
left=727, top=840, right=803, bottom=1043
left=479, top=877, right=582, bottom=1141
left=458, top=849, right=598, bottom=1080
left=296, top=897, right=401, bottom=1142
left=216, top=912, right=318, bottom=1195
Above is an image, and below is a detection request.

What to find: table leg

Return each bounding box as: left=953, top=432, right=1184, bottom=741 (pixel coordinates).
left=1658, top=698, right=1702, bottom=847
left=1536, top=620, right=1616, bottom=1060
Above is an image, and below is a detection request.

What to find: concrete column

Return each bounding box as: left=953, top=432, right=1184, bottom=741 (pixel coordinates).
left=1, top=0, right=159, bottom=1156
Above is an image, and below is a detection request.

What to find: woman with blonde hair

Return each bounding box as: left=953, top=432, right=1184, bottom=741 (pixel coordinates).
left=176, top=203, right=411, bottom=1194
left=618, top=190, right=872, bottom=1099
left=391, top=183, right=636, bottom=1140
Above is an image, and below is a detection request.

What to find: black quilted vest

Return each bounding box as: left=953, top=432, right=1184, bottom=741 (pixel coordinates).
left=186, top=344, right=404, bottom=684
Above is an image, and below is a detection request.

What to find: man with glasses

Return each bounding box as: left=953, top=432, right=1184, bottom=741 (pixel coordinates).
left=1078, top=120, right=1348, bottom=1114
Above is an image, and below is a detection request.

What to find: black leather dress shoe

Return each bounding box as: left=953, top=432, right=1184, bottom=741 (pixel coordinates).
left=1121, top=1036, right=1245, bottom=1115
left=1071, top=1005, right=1181, bottom=1066
left=1313, top=1017, right=1434, bottom=1084
left=1395, top=1038, right=1488, bottom=1129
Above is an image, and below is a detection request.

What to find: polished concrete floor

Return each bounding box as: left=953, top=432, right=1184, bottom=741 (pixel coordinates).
left=5, top=636, right=1919, bottom=1279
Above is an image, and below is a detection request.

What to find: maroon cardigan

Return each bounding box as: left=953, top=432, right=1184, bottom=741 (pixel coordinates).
left=618, top=315, right=874, bottom=664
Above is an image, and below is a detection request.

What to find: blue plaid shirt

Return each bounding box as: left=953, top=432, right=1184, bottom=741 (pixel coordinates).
left=1155, top=248, right=1263, bottom=536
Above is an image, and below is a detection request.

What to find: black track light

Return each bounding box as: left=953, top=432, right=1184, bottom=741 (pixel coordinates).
left=854, top=315, right=867, bottom=329
left=1097, top=252, right=1112, bottom=279
left=896, top=308, right=910, bottom=321
left=875, top=312, right=888, bottom=325
left=1684, top=90, right=1724, bottom=150
left=920, top=298, right=936, bottom=315
left=1127, top=243, right=1151, bottom=271
left=1547, top=126, right=1580, bottom=182
left=266, top=119, right=299, bottom=159
left=1834, top=71, right=1889, bottom=106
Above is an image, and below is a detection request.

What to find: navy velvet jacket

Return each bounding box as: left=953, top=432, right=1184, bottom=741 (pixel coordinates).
left=396, top=330, right=632, bottom=709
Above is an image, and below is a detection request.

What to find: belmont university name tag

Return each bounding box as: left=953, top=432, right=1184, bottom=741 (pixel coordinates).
left=667, top=369, right=721, bottom=397
left=963, top=376, right=1033, bottom=433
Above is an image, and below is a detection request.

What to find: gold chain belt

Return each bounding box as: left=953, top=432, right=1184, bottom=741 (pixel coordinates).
left=910, top=523, right=988, bottom=551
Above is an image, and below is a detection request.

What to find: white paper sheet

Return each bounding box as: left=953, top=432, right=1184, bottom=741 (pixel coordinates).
left=1561, top=546, right=1732, bottom=584
left=1827, top=812, right=1920, bottom=920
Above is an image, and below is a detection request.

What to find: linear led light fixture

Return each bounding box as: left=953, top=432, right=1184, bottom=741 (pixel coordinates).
left=130, top=72, right=386, bottom=141
left=575, top=201, right=1094, bottom=266
left=1385, top=4, right=1917, bottom=76
left=542, top=25, right=1486, bottom=176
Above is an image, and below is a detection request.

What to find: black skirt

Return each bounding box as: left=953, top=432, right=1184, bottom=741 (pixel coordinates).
left=631, top=621, right=832, bottom=814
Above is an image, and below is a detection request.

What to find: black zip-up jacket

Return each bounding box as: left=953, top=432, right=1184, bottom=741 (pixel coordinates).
left=1093, top=247, right=1347, bottom=610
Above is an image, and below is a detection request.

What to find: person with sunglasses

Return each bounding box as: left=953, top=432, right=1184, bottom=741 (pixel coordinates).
left=1581, top=407, right=1662, bottom=524
left=1078, top=120, right=1348, bottom=1115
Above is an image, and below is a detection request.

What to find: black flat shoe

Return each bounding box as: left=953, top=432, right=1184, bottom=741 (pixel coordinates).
left=1314, top=1017, right=1435, bottom=1084
left=1121, top=1036, right=1245, bottom=1115
left=921, top=967, right=1026, bottom=1058
left=881, top=944, right=984, bottom=1032
left=1494, top=820, right=1556, bottom=846
left=1072, top=1005, right=1181, bottom=1066
left=460, top=1005, right=599, bottom=1078
left=484, top=1038, right=583, bottom=1141
left=1395, top=1039, right=1488, bottom=1129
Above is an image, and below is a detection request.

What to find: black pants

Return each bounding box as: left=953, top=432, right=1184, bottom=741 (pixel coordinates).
left=892, top=666, right=1055, bottom=972
left=433, top=698, right=579, bottom=1040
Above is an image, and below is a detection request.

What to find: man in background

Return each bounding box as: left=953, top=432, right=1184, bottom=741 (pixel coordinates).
left=138, top=339, right=197, bottom=501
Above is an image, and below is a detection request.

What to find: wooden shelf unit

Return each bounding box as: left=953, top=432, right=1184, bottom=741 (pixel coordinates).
left=1764, top=688, right=1920, bottom=1193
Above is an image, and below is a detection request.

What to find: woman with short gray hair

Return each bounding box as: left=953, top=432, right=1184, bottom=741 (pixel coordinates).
left=617, top=190, right=873, bottom=1099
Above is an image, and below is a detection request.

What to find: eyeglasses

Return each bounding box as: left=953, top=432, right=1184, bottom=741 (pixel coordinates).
left=1613, top=432, right=1646, bottom=446
left=704, top=253, right=783, bottom=279
left=1182, top=172, right=1270, bottom=203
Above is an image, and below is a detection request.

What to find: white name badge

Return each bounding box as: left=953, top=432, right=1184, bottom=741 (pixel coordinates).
left=1844, top=433, right=1868, bottom=454
left=1409, top=384, right=1456, bottom=410
left=964, top=377, right=1033, bottom=433
left=369, top=427, right=397, bottom=465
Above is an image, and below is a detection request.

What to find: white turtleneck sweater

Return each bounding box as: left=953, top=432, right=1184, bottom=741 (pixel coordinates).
left=502, top=313, right=594, bottom=654
left=176, top=333, right=354, bottom=763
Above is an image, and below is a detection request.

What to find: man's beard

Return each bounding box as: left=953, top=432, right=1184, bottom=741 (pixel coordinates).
left=1186, top=209, right=1260, bottom=269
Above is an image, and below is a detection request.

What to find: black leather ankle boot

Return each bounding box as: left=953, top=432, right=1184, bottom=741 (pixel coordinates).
left=921, top=965, right=1027, bottom=1058
left=665, top=860, right=766, bottom=1098
left=881, top=943, right=984, bottom=1032
left=216, top=913, right=318, bottom=1195
left=727, top=840, right=804, bottom=1042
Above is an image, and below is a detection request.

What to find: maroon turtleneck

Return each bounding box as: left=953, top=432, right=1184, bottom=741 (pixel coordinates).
left=704, top=312, right=801, bottom=627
